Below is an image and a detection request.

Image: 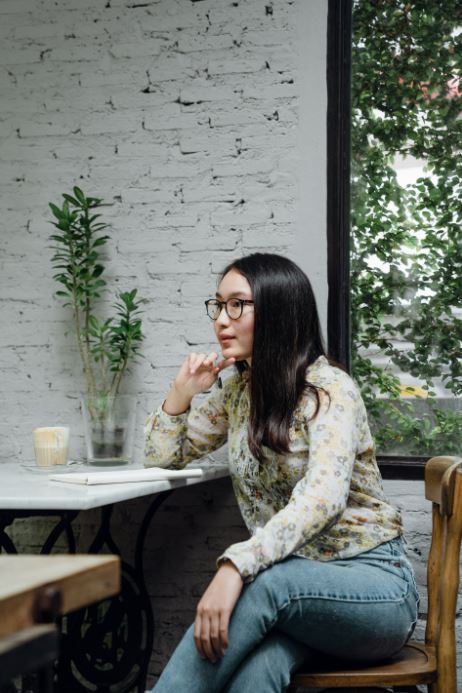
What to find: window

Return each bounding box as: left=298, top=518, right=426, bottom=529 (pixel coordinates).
left=327, top=0, right=462, bottom=478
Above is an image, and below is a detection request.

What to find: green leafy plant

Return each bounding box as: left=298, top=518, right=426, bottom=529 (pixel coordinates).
left=49, top=186, right=147, bottom=400
left=351, top=0, right=462, bottom=455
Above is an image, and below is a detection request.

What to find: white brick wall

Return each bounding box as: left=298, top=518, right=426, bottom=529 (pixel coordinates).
left=0, top=0, right=453, bottom=689
left=0, top=0, right=301, bottom=464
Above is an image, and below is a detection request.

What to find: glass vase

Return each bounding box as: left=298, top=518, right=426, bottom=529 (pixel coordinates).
left=81, top=394, right=137, bottom=466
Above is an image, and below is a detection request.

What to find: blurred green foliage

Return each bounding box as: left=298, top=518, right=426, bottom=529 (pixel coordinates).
left=351, top=0, right=462, bottom=455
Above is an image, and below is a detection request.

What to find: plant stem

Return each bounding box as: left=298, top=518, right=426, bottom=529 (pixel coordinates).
left=99, top=331, right=109, bottom=394
left=110, top=336, right=132, bottom=396
left=69, top=230, right=96, bottom=398
left=73, top=287, right=97, bottom=399
left=83, top=206, right=92, bottom=359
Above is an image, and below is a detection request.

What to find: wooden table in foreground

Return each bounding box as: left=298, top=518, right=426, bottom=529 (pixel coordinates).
left=0, top=555, right=120, bottom=692
left=0, top=460, right=229, bottom=692
left=0, top=555, right=120, bottom=638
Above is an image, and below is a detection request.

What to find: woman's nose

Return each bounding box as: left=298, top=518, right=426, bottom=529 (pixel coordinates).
left=216, top=305, right=230, bottom=326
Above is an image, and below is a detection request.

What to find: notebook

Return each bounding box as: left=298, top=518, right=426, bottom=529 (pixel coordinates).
left=48, top=467, right=204, bottom=485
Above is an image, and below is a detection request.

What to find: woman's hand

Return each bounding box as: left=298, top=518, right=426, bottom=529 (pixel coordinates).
left=175, top=351, right=235, bottom=399
left=194, top=561, right=244, bottom=663
left=163, top=352, right=235, bottom=416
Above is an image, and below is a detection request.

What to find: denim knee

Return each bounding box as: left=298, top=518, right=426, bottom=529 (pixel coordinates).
left=264, top=544, right=419, bottom=662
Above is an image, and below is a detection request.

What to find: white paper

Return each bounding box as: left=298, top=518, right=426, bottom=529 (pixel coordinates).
left=48, top=467, right=204, bottom=485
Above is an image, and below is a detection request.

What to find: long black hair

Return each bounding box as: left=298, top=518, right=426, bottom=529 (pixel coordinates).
left=220, top=253, right=328, bottom=464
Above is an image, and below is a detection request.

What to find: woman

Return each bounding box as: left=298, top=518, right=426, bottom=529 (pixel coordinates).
left=144, top=253, right=419, bottom=693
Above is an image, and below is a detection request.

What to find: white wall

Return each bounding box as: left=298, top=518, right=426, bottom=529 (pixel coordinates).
left=0, top=0, right=311, bottom=464
left=294, top=0, right=328, bottom=335
left=0, top=0, right=445, bottom=689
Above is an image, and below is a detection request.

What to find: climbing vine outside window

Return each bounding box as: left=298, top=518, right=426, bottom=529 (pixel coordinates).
left=351, top=0, right=462, bottom=455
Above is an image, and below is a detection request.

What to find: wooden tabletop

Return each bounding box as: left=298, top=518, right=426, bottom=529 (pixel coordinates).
left=0, top=554, right=120, bottom=638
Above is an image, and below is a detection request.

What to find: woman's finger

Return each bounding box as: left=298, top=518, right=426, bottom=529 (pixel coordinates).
left=188, top=351, right=197, bottom=372
left=192, top=352, right=219, bottom=375
left=203, top=351, right=218, bottom=367
left=193, top=614, right=206, bottom=660
left=217, top=357, right=236, bottom=372
left=190, top=353, right=205, bottom=374
left=209, top=611, right=223, bottom=660
left=218, top=609, right=229, bottom=656
left=200, top=615, right=216, bottom=663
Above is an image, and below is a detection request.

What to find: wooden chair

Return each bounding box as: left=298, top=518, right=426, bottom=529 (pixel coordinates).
left=287, top=456, right=462, bottom=693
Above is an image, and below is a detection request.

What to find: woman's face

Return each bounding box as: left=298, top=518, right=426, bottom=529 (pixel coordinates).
left=214, top=269, right=254, bottom=365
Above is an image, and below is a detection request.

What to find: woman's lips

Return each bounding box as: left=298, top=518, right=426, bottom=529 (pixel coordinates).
left=219, top=336, right=234, bottom=343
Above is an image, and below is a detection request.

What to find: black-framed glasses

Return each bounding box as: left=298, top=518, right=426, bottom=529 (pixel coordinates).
left=205, top=298, right=254, bottom=321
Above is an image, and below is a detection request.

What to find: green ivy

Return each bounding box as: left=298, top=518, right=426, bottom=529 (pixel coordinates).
left=351, top=0, right=462, bottom=455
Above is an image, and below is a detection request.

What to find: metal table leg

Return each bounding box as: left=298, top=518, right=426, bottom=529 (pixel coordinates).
left=0, top=490, right=174, bottom=692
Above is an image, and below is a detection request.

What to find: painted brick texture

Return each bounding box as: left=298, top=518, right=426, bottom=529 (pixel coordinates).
left=0, top=0, right=457, bottom=690
left=0, top=0, right=298, bottom=464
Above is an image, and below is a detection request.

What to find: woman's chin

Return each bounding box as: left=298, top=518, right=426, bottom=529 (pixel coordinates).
left=221, top=349, right=239, bottom=361
left=218, top=341, right=251, bottom=363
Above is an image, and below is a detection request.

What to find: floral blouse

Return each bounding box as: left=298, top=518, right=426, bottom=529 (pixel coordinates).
left=144, top=356, right=402, bottom=582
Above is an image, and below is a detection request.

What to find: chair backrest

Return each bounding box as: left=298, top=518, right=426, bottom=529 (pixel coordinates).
left=425, top=455, right=462, bottom=688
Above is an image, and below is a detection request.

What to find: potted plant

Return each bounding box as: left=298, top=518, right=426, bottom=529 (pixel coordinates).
left=49, top=187, right=147, bottom=464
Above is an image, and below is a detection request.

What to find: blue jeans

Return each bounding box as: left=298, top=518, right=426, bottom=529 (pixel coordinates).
left=150, top=538, right=419, bottom=693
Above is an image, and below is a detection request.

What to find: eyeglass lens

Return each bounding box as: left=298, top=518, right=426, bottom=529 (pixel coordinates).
left=207, top=299, right=244, bottom=320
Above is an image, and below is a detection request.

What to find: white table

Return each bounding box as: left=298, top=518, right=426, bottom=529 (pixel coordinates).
left=0, top=459, right=229, bottom=692
left=0, top=460, right=229, bottom=510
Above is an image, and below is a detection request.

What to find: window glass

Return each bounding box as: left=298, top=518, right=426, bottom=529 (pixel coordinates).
left=350, top=0, right=462, bottom=456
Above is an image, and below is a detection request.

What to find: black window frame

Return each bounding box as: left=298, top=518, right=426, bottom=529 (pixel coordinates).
left=326, top=0, right=425, bottom=480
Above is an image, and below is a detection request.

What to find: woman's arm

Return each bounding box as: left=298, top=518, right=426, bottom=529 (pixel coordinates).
left=144, top=351, right=235, bottom=469
left=217, top=373, right=360, bottom=581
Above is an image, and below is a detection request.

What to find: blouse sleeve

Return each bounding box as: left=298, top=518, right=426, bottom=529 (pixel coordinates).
left=217, top=375, right=360, bottom=582
left=144, top=382, right=229, bottom=469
